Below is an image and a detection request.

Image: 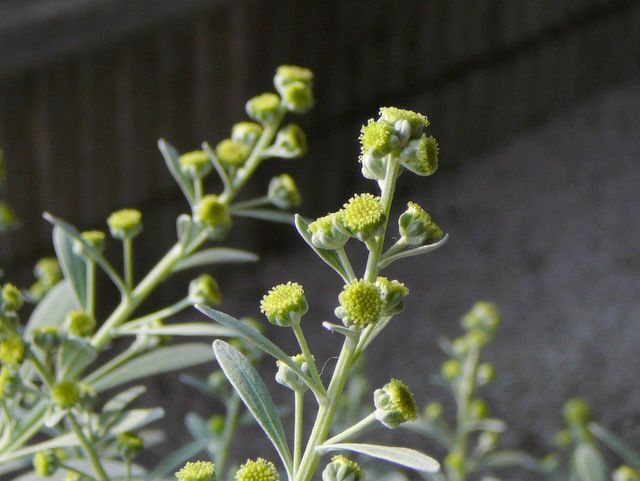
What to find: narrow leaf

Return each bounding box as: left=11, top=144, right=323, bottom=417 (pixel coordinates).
left=52, top=225, right=87, bottom=308
left=478, top=450, right=547, bottom=472
left=574, top=443, right=607, bottom=481
left=466, top=419, right=506, bottom=433
left=589, top=422, right=640, bottom=469
left=25, top=281, right=78, bottom=335
left=234, top=209, right=295, bottom=225
left=145, top=438, right=208, bottom=481
left=317, top=443, right=439, bottom=473
left=173, top=248, right=259, bottom=272
left=159, top=139, right=195, bottom=205
left=102, top=386, right=147, bottom=414
left=185, top=412, right=211, bottom=440
left=116, top=322, right=236, bottom=338
left=109, top=408, right=165, bottom=435
left=213, top=340, right=292, bottom=472
left=294, top=215, right=349, bottom=282
left=203, top=141, right=231, bottom=193
left=378, top=234, right=449, bottom=269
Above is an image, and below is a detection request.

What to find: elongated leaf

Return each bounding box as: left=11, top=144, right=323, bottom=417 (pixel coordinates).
left=198, top=306, right=317, bottom=393
left=25, top=281, right=78, bottom=335
left=52, top=225, right=87, bottom=308
left=146, top=438, right=208, bottom=481
left=173, top=248, right=258, bottom=272
left=478, top=450, right=546, bottom=472
left=56, top=337, right=97, bottom=381
left=294, top=215, right=349, bottom=282
left=2, top=432, right=77, bottom=460
left=213, top=340, right=292, bottom=472
left=109, top=408, right=165, bottom=435
left=403, top=420, right=453, bottom=449
left=466, top=419, right=506, bottom=433
left=378, top=234, right=449, bottom=269
left=589, top=422, right=640, bottom=469
left=203, top=141, right=231, bottom=193
left=185, top=412, right=211, bottom=440
left=103, top=386, right=147, bottom=414
left=317, top=443, right=439, bottom=473
left=234, top=209, right=295, bottom=224
left=117, top=322, right=236, bottom=338
left=574, top=443, right=607, bottom=481
left=13, top=460, right=145, bottom=481
left=91, top=344, right=213, bottom=392
left=159, top=139, right=195, bottom=205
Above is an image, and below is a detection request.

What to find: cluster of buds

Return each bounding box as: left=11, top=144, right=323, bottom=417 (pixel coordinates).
left=322, top=455, right=363, bottom=481
left=335, top=277, right=408, bottom=328
left=176, top=461, right=216, bottom=481
left=373, top=378, right=418, bottom=428
left=554, top=398, right=593, bottom=447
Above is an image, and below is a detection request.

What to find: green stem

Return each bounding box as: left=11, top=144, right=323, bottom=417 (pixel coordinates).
left=123, top=238, right=133, bottom=291
left=336, top=248, right=356, bottom=283
left=82, top=345, right=139, bottom=385
left=125, top=458, right=132, bottom=481
left=0, top=399, right=12, bottom=439
left=292, top=324, right=325, bottom=398
left=27, top=351, right=53, bottom=389
left=231, top=196, right=272, bottom=212
left=86, top=260, right=96, bottom=316
left=381, top=238, right=406, bottom=263
left=68, top=412, right=109, bottom=481
left=324, top=411, right=377, bottom=445
left=294, top=390, right=304, bottom=475
left=114, top=298, right=192, bottom=332
left=194, top=177, right=204, bottom=204
left=216, top=393, right=241, bottom=477
left=60, top=463, right=96, bottom=481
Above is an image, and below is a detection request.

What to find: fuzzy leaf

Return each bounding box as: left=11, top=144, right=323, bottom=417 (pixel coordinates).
left=52, top=225, right=87, bottom=308
left=116, top=322, right=236, bottom=338
left=317, top=443, right=439, bottom=473
left=294, top=215, right=349, bottom=282
left=173, top=248, right=259, bottom=272
left=159, top=139, right=195, bottom=205
left=574, top=443, right=607, bottom=481
left=589, top=422, right=640, bottom=470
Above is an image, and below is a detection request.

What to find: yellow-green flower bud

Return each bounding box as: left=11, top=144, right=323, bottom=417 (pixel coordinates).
left=614, top=466, right=640, bottom=481
left=0, top=335, right=25, bottom=365
left=116, top=432, right=144, bottom=460
left=275, top=353, right=310, bottom=392
left=281, top=81, right=313, bottom=113
left=398, top=202, right=443, bottom=246
left=470, top=399, right=489, bottom=419
left=466, top=329, right=490, bottom=348
left=274, top=65, right=313, bottom=90
left=2, top=283, right=22, bottom=312
left=107, top=208, right=142, bottom=240
left=554, top=429, right=572, bottom=447
left=375, top=277, right=409, bottom=316
left=176, top=461, right=215, bottom=481
left=33, top=450, right=61, bottom=477
left=322, top=455, right=364, bottom=481
left=563, top=398, right=590, bottom=426
left=34, top=257, right=62, bottom=286
left=462, top=302, right=500, bottom=333
left=232, top=122, right=263, bottom=146
left=51, top=381, right=79, bottom=409
left=444, top=451, right=464, bottom=471
left=189, top=274, right=222, bottom=306
left=399, top=134, right=439, bottom=177
left=260, top=282, right=308, bottom=327
left=441, top=359, right=461, bottom=380
left=477, top=363, right=495, bottom=385
left=235, top=458, right=279, bottom=481
left=374, top=378, right=418, bottom=428
left=32, top=326, right=63, bottom=351
left=180, top=150, right=212, bottom=178
left=208, top=415, right=225, bottom=436
left=359, top=119, right=395, bottom=155
left=424, top=401, right=443, bottom=420
left=216, top=139, right=250, bottom=168
left=336, top=280, right=382, bottom=327
left=271, top=124, right=307, bottom=159
left=195, top=195, right=231, bottom=235
left=0, top=366, right=19, bottom=398
left=65, top=310, right=96, bottom=337
left=378, top=107, right=429, bottom=139
left=268, top=174, right=301, bottom=210
left=308, top=213, right=348, bottom=251
left=246, top=93, right=281, bottom=124
left=337, top=193, right=384, bottom=241
left=359, top=150, right=387, bottom=181
left=80, top=230, right=106, bottom=254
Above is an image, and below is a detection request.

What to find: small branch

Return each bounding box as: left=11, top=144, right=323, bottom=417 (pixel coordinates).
left=67, top=412, right=109, bottom=481
left=323, top=412, right=377, bottom=446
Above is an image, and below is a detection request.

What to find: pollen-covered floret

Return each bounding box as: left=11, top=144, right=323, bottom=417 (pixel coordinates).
left=235, top=458, right=279, bottom=481
left=337, top=280, right=382, bottom=327
left=260, top=282, right=308, bottom=327
left=180, top=150, right=211, bottom=177
left=379, top=107, right=429, bottom=135
left=246, top=93, right=281, bottom=123
left=359, top=119, right=393, bottom=155
left=400, top=134, right=439, bottom=176
left=2, top=283, right=23, bottom=312
left=195, top=195, right=231, bottom=232
left=51, top=381, right=79, bottom=409
left=107, top=209, right=142, bottom=240
left=0, top=335, right=25, bottom=365
left=375, top=277, right=409, bottom=316
left=275, top=65, right=314, bottom=85
left=322, top=455, right=364, bottom=481
left=398, top=201, right=443, bottom=246
left=176, top=461, right=215, bottom=481
left=308, top=212, right=348, bottom=251
left=374, top=378, right=418, bottom=428
left=216, top=139, right=250, bottom=167
left=66, top=310, right=96, bottom=337
left=338, top=194, right=384, bottom=241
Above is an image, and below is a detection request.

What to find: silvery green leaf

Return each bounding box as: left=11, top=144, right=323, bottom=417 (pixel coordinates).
left=0, top=459, right=28, bottom=476
left=203, top=141, right=231, bottom=193
left=466, top=419, right=507, bottom=433
left=145, top=437, right=208, bottom=481
left=56, top=337, right=97, bottom=381
left=116, top=322, right=236, bottom=338
left=43, top=407, right=66, bottom=429
left=477, top=450, right=546, bottom=472
left=233, top=209, right=295, bottom=225
left=179, top=374, right=216, bottom=395
left=173, top=248, right=259, bottom=272
left=25, top=281, right=78, bottom=335
left=294, top=215, right=350, bottom=282
left=52, top=225, right=87, bottom=308
left=198, top=306, right=318, bottom=394
left=574, top=443, right=607, bottom=481
left=185, top=412, right=211, bottom=440
left=1, top=432, right=77, bottom=461
left=316, top=443, right=439, bottom=473
left=102, top=386, right=147, bottom=414
left=177, top=214, right=196, bottom=245
left=213, top=340, right=292, bottom=473
left=0, top=401, right=48, bottom=462
left=108, top=408, right=165, bottom=435
left=378, top=234, right=449, bottom=269
left=159, top=139, right=195, bottom=205
left=91, top=343, right=213, bottom=392
left=589, top=422, right=640, bottom=469
left=403, top=419, right=453, bottom=449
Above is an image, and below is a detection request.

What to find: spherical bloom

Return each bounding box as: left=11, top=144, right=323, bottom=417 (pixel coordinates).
left=359, top=119, right=393, bottom=155
left=80, top=230, right=106, bottom=253
left=65, top=310, right=96, bottom=337
left=116, top=431, right=144, bottom=460
left=322, top=455, right=364, bottom=481
left=398, top=202, right=443, bottom=246
left=275, top=353, right=310, bottom=392
left=34, top=257, right=62, bottom=286
left=33, top=450, right=60, bottom=477
left=374, top=378, right=418, bottom=428
left=235, top=458, right=279, bottom=481
left=195, top=195, right=231, bottom=233
left=268, top=174, right=301, bottom=210
left=375, top=277, right=409, bottom=316
left=441, top=359, right=461, bottom=380
left=308, top=212, right=348, bottom=250
left=189, top=274, right=222, bottom=306
left=246, top=93, right=281, bottom=124
left=176, top=461, right=216, bottom=481
left=208, top=415, right=225, bottom=435
left=281, top=81, right=314, bottom=113
left=232, top=122, right=263, bottom=146
left=400, top=134, right=439, bottom=176
left=260, top=282, right=308, bottom=327
left=378, top=107, right=429, bottom=138
left=51, top=381, right=79, bottom=409
left=179, top=150, right=212, bottom=178
left=2, top=283, right=23, bottom=312
left=274, top=65, right=313, bottom=87
left=338, top=194, right=384, bottom=241
left=461, top=302, right=500, bottom=334
left=477, top=363, right=495, bottom=385
left=216, top=139, right=250, bottom=168
left=563, top=398, right=590, bottom=426
left=614, top=466, right=640, bottom=481
left=107, top=208, right=143, bottom=240
left=424, top=401, right=443, bottom=420
left=444, top=451, right=464, bottom=471
left=272, top=124, right=307, bottom=158
left=337, top=280, right=382, bottom=327
left=0, top=335, right=25, bottom=365
left=470, top=399, right=489, bottom=419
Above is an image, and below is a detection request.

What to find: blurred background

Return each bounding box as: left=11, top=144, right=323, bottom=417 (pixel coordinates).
left=1, top=0, right=639, bottom=475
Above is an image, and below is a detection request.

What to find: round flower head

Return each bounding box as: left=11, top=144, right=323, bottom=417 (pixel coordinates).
left=398, top=202, right=443, bottom=246
left=375, top=277, right=409, bottom=316
left=32, top=326, right=62, bottom=351
left=338, top=193, right=384, bottom=241
left=235, top=458, right=279, bottom=481
left=308, top=212, right=348, bottom=251
left=322, top=455, right=364, bottom=481
left=441, top=359, right=461, bottom=380
left=374, top=378, right=418, bottom=428
left=51, top=381, right=79, bottom=409
left=180, top=150, right=212, bottom=178
left=208, top=415, right=225, bottom=435
left=477, top=363, right=495, bottom=385
left=359, top=119, right=394, bottom=156
left=232, top=122, right=263, bottom=146
left=189, top=274, right=222, bottom=306
left=470, top=399, right=489, bottom=419
left=2, top=283, right=23, bottom=312
left=424, top=401, right=443, bottom=420
left=65, top=310, right=96, bottom=337
left=34, top=257, right=62, bottom=286
left=461, top=302, right=500, bottom=334
left=272, top=124, right=307, bottom=158
left=268, top=174, right=301, bottom=210
left=216, top=139, right=250, bottom=168
left=378, top=107, right=429, bottom=138
left=246, top=93, right=281, bottom=124
left=116, top=431, right=144, bottom=460
left=444, top=451, right=464, bottom=471
left=275, top=353, right=310, bottom=392
left=614, top=466, right=640, bottom=481
left=176, top=461, right=215, bottom=481
left=400, top=134, right=439, bottom=176
left=34, top=450, right=60, bottom=477
left=195, top=195, right=231, bottom=235
left=260, top=282, right=308, bottom=327
left=274, top=65, right=313, bottom=88
left=563, top=398, right=590, bottom=426
left=281, top=81, right=314, bottom=113
left=107, top=208, right=142, bottom=240
left=80, top=230, right=106, bottom=254
left=336, top=280, right=382, bottom=327
left=0, top=335, right=25, bottom=365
